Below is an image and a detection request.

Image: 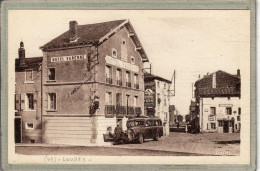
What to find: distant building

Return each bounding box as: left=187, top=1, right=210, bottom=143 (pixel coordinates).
left=144, top=73, right=171, bottom=136
left=194, top=70, right=241, bottom=133
left=169, top=105, right=175, bottom=126
left=189, top=100, right=197, bottom=121
left=15, top=41, right=43, bottom=143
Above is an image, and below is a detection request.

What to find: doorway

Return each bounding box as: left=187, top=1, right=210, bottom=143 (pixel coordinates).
left=223, top=121, right=229, bottom=133
left=15, top=117, right=22, bottom=143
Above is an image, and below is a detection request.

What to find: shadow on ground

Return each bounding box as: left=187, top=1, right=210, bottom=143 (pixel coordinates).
left=214, top=140, right=240, bottom=144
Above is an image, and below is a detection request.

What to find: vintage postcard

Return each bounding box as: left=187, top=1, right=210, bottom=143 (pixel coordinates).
left=1, top=0, right=256, bottom=170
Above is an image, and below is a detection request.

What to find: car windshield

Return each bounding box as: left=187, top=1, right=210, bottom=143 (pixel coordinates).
left=127, top=120, right=144, bottom=127
left=134, top=121, right=144, bottom=126
left=127, top=121, right=135, bottom=127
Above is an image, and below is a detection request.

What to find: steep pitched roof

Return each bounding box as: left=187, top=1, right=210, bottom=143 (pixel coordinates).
left=15, top=57, right=43, bottom=72
left=40, top=19, right=149, bottom=62
left=144, top=73, right=172, bottom=83
left=195, top=70, right=240, bottom=97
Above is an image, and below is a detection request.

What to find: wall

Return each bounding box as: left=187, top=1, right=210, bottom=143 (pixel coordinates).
left=42, top=47, right=93, bottom=115
left=98, top=26, right=144, bottom=90
left=97, top=26, right=145, bottom=116
left=15, top=68, right=42, bottom=143
left=200, top=97, right=241, bottom=133
left=155, top=80, right=170, bottom=136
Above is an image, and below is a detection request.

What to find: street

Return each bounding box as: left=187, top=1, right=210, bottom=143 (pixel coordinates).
left=16, top=132, right=240, bottom=156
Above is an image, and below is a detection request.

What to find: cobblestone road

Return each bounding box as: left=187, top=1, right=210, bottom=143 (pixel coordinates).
left=15, top=132, right=240, bottom=156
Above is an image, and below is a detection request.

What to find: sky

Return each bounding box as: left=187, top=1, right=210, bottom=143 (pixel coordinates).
left=8, top=10, right=250, bottom=115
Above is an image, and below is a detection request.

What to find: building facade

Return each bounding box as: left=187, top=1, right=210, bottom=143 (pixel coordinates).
left=189, top=100, right=197, bottom=122
left=194, top=70, right=241, bottom=133
left=15, top=41, right=43, bottom=143
left=169, top=105, right=176, bottom=126
left=39, top=19, right=149, bottom=145
left=144, top=73, right=171, bottom=136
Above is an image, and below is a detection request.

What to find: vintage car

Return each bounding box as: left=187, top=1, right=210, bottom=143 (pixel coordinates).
left=126, top=117, right=163, bottom=144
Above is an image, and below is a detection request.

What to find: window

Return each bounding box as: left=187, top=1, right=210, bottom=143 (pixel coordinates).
left=122, top=40, right=126, bottom=45
left=134, top=74, right=139, bottom=89
left=226, top=107, right=232, bottom=115
left=126, top=94, right=131, bottom=106
left=48, top=93, right=56, bottom=110
left=112, top=48, right=117, bottom=58
left=218, top=121, right=223, bottom=127
left=157, top=81, right=160, bottom=88
left=164, top=95, right=167, bottom=106
left=211, top=123, right=216, bottom=129
left=157, top=93, right=161, bottom=105
left=48, top=68, right=55, bottom=81
left=105, top=92, right=112, bottom=105
left=164, top=83, right=167, bottom=89
left=105, top=65, right=112, bottom=84
left=126, top=71, right=131, bottom=87
left=25, top=69, right=33, bottom=82
left=131, top=56, right=135, bottom=64
left=26, top=93, right=34, bottom=110
left=116, top=69, right=122, bottom=86
left=133, top=96, right=138, bottom=107
left=164, top=112, right=167, bottom=121
left=210, top=107, right=216, bottom=115
left=238, top=107, right=241, bottom=115
left=25, top=123, right=34, bottom=129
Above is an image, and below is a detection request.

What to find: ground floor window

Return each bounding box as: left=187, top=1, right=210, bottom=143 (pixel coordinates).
left=218, top=120, right=223, bottom=127
left=25, top=123, right=34, bottom=129
left=48, top=93, right=56, bottom=110
left=211, top=123, right=216, bottom=129
left=26, top=93, right=34, bottom=110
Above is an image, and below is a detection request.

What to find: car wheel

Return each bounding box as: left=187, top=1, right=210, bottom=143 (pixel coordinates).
left=138, top=134, right=144, bottom=144
left=154, top=132, right=159, bottom=141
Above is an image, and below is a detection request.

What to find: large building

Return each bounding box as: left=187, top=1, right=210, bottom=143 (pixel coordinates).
left=38, top=19, right=149, bottom=145
left=15, top=41, right=43, bottom=143
left=144, top=73, right=171, bottom=136
left=194, top=70, right=241, bottom=133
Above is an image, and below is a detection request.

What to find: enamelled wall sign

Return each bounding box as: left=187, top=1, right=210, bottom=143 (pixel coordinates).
left=51, top=54, right=87, bottom=62
left=105, top=55, right=139, bottom=72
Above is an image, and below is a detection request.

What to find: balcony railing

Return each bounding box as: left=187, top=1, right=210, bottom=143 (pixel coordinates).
left=106, top=78, right=112, bottom=84
left=134, top=84, right=139, bottom=89
left=135, top=107, right=142, bottom=115
left=115, top=105, right=126, bottom=116
left=116, top=80, right=122, bottom=86
left=105, top=105, right=142, bottom=118
left=105, top=105, right=115, bottom=117
left=126, top=82, right=131, bottom=88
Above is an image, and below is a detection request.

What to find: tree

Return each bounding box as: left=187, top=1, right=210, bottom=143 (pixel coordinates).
left=185, top=114, right=191, bottom=123
left=177, top=115, right=183, bottom=122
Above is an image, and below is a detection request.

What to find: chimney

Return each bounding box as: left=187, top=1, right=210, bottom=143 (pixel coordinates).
left=237, top=69, right=240, bottom=77
left=69, top=20, right=78, bottom=42
left=18, top=41, right=25, bottom=66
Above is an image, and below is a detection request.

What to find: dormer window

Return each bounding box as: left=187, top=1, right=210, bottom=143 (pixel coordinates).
left=112, top=48, right=117, bottom=58
left=131, top=56, right=135, bottom=64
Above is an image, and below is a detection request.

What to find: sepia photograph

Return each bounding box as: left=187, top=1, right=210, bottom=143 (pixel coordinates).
left=1, top=1, right=255, bottom=169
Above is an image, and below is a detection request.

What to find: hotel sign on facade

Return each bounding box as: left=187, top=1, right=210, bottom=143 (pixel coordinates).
left=51, top=54, right=87, bottom=62
left=105, top=55, right=139, bottom=72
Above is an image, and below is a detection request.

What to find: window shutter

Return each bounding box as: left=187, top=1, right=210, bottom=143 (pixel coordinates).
left=15, top=94, right=20, bottom=111
left=207, top=123, right=210, bottom=130
left=34, top=92, right=37, bottom=110
left=20, top=93, right=25, bottom=110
